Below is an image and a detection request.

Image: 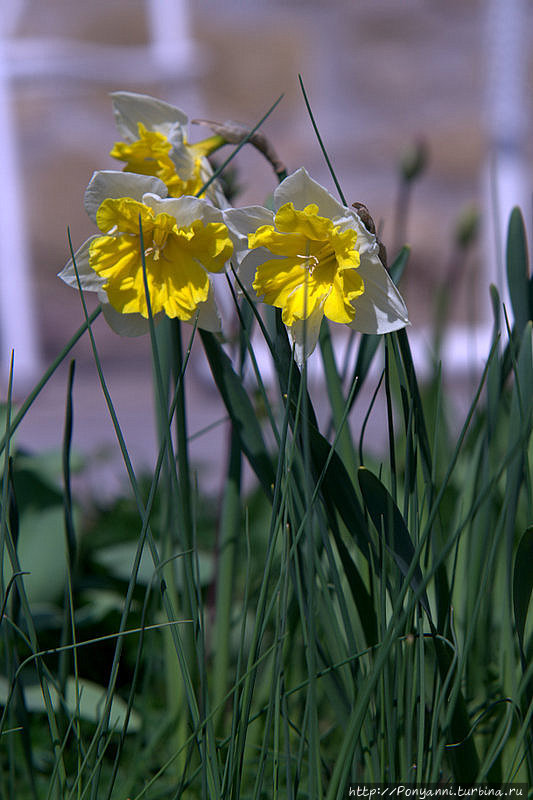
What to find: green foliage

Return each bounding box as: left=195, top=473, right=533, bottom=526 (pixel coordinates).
left=1, top=122, right=532, bottom=800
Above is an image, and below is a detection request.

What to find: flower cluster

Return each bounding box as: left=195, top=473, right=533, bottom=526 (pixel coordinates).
left=59, top=92, right=409, bottom=359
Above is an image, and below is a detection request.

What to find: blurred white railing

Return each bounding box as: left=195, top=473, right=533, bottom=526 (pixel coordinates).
left=484, top=0, right=531, bottom=312
left=0, top=4, right=40, bottom=387
left=0, top=0, right=199, bottom=389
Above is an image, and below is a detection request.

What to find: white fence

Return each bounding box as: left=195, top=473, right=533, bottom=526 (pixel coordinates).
left=0, top=0, right=199, bottom=388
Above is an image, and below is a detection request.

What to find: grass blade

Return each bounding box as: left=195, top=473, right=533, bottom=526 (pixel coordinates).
left=200, top=330, right=275, bottom=497
left=358, top=466, right=432, bottom=620
left=513, top=525, right=533, bottom=666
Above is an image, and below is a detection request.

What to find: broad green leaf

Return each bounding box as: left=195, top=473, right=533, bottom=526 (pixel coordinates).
left=513, top=525, right=533, bottom=662
left=269, top=307, right=319, bottom=429
left=489, top=282, right=501, bottom=332
left=358, top=466, right=431, bottom=619
left=94, top=542, right=215, bottom=589
left=503, top=323, right=533, bottom=545
left=487, top=284, right=502, bottom=438
left=200, top=330, right=275, bottom=497
left=308, top=424, right=370, bottom=561
left=395, top=328, right=432, bottom=481
left=0, top=676, right=141, bottom=732
left=16, top=450, right=84, bottom=487
left=319, top=320, right=348, bottom=435
left=506, top=207, right=531, bottom=338
left=76, top=589, right=129, bottom=623
left=266, top=310, right=371, bottom=558
left=3, top=505, right=70, bottom=606
left=268, top=315, right=378, bottom=639
left=10, top=454, right=65, bottom=512
left=318, top=320, right=357, bottom=477
left=328, top=518, right=378, bottom=646
left=512, top=321, right=533, bottom=419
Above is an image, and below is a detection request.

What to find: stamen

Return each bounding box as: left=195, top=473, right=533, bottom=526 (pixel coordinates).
left=296, top=253, right=319, bottom=273
left=144, top=245, right=160, bottom=261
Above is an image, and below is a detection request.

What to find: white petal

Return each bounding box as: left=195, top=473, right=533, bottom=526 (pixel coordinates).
left=84, top=171, right=167, bottom=223
left=348, top=254, right=410, bottom=335
left=196, top=286, right=222, bottom=332
left=223, top=206, right=274, bottom=257
left=289, top=302, right=325, bottom=364
left=166, top=120, right=187, bottom=152
left=235, top=249, right=274, bottom=294
left=111, top=91, right=188, bottom=141
left=273, top=167, right=346, bottom=220
left=142, top=193, right=225, bottom=228
left=208, top=180, right=230, bottom=210
left=340, top=209, right=379, bottom=256
left=101, top=299, right=165, bottom=337
left=168, top=154, right=228, bottom=209
left=196, top=160, right=230, bottom=209
left=58, top=236, right=105, bottom=292
left=168, top=125, right=196, bottom=180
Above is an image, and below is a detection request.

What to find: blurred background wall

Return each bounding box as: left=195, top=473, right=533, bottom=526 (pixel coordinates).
left=1, top=0, right=532, bottom=492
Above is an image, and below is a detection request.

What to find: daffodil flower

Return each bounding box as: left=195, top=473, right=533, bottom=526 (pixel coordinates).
left=225, top=168, right=409, bottom=361
left=109, top=91, right=227, bottom=206
left=58, top=171, right=233, bottom=335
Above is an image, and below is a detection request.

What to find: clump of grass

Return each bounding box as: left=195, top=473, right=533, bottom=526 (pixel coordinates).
left=0, top=95, right=532, bottom=800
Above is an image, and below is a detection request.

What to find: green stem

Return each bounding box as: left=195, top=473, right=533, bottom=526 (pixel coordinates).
left=212, top=428, right=242, bottom=730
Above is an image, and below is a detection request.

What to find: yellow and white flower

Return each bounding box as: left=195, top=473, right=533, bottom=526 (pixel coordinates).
left=225, top=168, right=409, bottom=361
left=58, top=171, right=233, bottom=335
left=109, top=91, right=227, bottom=206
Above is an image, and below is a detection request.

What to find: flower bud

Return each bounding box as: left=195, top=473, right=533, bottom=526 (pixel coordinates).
left=399, top=138, right=429, bottom=183
left=454, top=203, right=480, bottom=250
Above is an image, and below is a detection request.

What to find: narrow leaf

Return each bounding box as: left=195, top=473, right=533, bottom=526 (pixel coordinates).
left=200, top=330, right=275, bottom=497
left=267, top=308, right=319, bottom=430
left=506, top=207, right=531, bottom=338
left=513, top=525, right=533, bottom=663
left=358, top=466, right=431, bottom=619
left=308, top=424, right=370, bottom=561
left=349, top=246, right=410, bottom=409
left=329, top=518, right=378, bottom=645
left=395, top=328, right=433, bottom=481
left=0, top=677, right=141, bottom=733
left=487, top=284, right=502, bottom=438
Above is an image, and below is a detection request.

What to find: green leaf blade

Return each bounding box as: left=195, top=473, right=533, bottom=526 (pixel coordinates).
left=358, top=466, right=432, bottom=619
left=200, top=330, right=275, bottom=497
left=506, top=207, right=531, bottom=338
